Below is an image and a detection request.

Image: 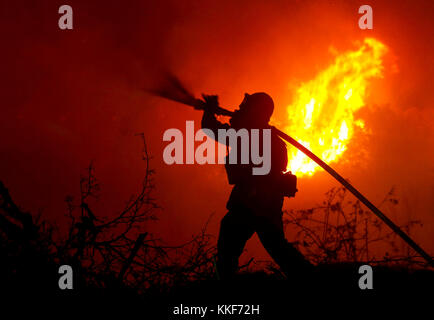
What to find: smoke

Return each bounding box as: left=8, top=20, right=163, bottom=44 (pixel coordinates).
left=0, top=0, right=433, bottom=258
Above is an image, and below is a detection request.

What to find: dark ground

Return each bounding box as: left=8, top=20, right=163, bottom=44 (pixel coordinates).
left=3, top=263, right=432, bottom=318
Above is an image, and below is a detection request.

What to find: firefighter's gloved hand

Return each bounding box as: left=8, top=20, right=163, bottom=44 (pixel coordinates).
left=201, top=94, right=220, bottom=114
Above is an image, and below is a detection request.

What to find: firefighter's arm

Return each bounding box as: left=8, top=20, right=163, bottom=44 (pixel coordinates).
left=201, top=95, right=230, bottom=138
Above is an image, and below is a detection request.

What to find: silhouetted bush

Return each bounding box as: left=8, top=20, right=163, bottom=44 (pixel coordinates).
left=0, top=136, right=430, bottom=298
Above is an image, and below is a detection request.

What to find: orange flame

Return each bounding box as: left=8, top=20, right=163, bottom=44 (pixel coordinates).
left=284, top=38, right=387, bottom=176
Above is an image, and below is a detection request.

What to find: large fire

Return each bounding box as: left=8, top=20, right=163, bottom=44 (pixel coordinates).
left=284, top=38, right=388, bottom=176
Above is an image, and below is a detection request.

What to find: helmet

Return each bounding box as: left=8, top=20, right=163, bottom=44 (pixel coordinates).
left=231, top=92, right=274, bottom=128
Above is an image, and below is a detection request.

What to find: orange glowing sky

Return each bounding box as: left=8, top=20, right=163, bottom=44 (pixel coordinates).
left=0, top=0, right=433, bottom=261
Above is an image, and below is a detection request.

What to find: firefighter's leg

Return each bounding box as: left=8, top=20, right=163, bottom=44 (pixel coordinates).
left=217, top=210, right=255, bottom=279
left=256, top=215, right=314, bottom=277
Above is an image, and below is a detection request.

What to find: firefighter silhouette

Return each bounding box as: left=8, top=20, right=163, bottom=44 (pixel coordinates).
left=201, top=92, right=313, bottom=279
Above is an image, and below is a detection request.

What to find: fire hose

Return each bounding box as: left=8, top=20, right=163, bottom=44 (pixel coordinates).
left=149, top=74, right=433, bottom=267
